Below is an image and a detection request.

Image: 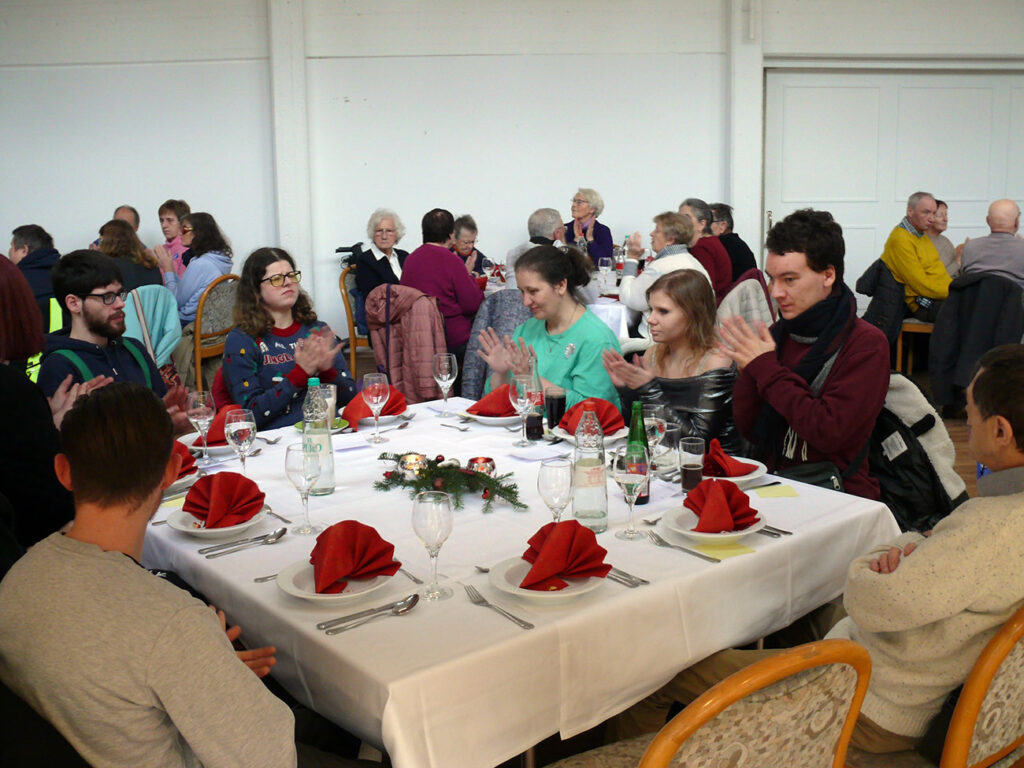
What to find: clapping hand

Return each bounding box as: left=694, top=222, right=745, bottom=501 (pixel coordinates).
left=717, top=315, right=776, bottom=370
left=476, top=328, right=534, bottom=377
left=48, top=374, right=114, bottom=428
left=601, top=349, right=655, bottom=389
left=162, top=384, right=193, bottom=434
left=465, top=251, right=478, bottom=275
left=626, top=232, right=644, bottom=260
left=295, top=333, right=341, bottom=376
left=153, top=244, right=174, bottom=273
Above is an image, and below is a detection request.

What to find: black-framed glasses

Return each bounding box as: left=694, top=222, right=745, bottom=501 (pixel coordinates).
left=261, top=271, right=302, bottom=287
left=79, top=290, right=127, bottom=305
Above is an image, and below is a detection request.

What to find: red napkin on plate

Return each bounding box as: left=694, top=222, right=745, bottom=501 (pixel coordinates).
left=684, top=479, right=760, bottom=533
left=204, top=404, right=241, bottom=446
left=558, top=398, right=625, bottom=436
left=340, top=386, right=407, bottom=431
left=182, top=472, right=266, bottom=529
left=702, top=438, right=757, bottom=477
left=172, top=440, right=197, bottom=479
left=520, top=520, right=612, bottom=591
left=467, top=384, right=518, bottom=417
left=309, top=521, right=402, bottom=594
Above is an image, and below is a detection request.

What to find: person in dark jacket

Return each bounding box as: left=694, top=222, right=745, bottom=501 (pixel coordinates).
left=8, top=224, right=60, bottom=324
left=710, top=202, right=757, bottom=284
left=354, top=208, right=410, bottom=300
left=97, top=219, right=162, bottom=292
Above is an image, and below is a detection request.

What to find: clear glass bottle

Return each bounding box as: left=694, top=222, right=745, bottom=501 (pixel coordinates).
left=303, top=377, right=335, bottom=495
left=572, top=402, right=608, bottom=532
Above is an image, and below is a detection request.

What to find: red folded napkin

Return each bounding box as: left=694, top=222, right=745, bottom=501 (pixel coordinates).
left=340, top=386, right=407, bottom=431
left=172, top=440, right=197, bottom=479
left=702, top=438, right=757, bottom=478
left=520, top=520, right=612, bottom=591
left=558, top=398, right=625, bottom=436
left=182, top=472, right=266, bottom=529
left=467, top=384, right=518, bottom=417
left=309, top=521, right=402, bottom=594
left=204, top=404, right=241, bottom=446
left=684, top=479, right=760, bottom=533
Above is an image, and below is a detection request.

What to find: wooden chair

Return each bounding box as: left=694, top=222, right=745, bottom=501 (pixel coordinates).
left=549, top=639, right=871, bottom=768
left=193, top=274, right=238, bottom=390
left=339, top=265, right=371, bottom=374
left=848, top=602, right=1024, bottom=768
left=896, top=319, right=934, bottom=375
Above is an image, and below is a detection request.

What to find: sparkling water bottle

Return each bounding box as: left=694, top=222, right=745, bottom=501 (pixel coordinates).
left=303, top=377, right=335, bottom=495
left=573, top=402, right=608, bottom=532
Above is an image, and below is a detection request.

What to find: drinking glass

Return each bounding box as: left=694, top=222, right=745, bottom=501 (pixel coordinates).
left=186, top=389, right=215, bottom=467
left=509, top=374, right=533, bottom=448
left=612, top=444, right=649, bottom=541
left=680, top=437, right=706, bottom=493
left=432, top=353, right=458, bottom=418
left=362, top=372, right=390, bottom=444
left=285, top=443, right=322, bottom=535
left=544, top=385, right=567, bottom=431
left=537, top=458, right=574, bottom=522
left=317, top=383, right=337, bottom=428
left=656, top=424, right=682, bottom=478
left=411, top=491, right=453, bottom=601
left=224, top=409, right=256, bottom=475
left=642, top=404, right=667, bottom=452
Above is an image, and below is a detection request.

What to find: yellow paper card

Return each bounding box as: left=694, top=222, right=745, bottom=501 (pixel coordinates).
left=160, top=496, right=186, bottom=510
left=693, top=541, right=755, bottom=559
left=754, top=484, right=798, bottom=498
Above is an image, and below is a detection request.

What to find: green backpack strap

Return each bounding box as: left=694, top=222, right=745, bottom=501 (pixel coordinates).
left=121, top=337, right=153, bottom=390
left=50, top=349, right=94, bottom=382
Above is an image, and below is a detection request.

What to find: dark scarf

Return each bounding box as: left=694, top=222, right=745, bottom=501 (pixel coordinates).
left=181, top=248, right=195, bottom=267
left=751, top=283, right=858, bottom=458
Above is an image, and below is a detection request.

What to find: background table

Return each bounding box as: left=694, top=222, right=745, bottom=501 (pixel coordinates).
left=144, top=398, right=900, bottom=768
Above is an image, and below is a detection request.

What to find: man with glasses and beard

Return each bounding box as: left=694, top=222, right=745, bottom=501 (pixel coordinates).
left=37, top=251, right=189, bottom=430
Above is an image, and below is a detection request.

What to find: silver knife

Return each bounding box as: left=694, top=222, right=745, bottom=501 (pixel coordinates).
left=197, top=532, right=270, bottom=555
left=316, top=597, right=414, bottom=631
left=610, top=567, right=649, bottom=585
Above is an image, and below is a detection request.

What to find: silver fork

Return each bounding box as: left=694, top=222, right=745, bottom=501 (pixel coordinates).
left=255, top=434, right=282, bottom=445
left=441, top=423, right=469, bottom=432
left=648, top=531, right=721, bottom=564
left=463, top=584, right=534, bottom=630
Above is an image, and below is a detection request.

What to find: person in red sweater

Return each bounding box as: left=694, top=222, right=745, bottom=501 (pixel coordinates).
left=718, top=208, right=889, bottom=500
left=679, top=198, right=732, bottom=301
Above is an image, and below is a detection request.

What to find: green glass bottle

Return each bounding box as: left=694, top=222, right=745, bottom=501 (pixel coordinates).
left=626, top=401, right=650, bottom=505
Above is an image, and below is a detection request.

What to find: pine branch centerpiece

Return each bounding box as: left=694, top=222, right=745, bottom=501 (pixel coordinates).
left=374, top=451, right=526, bottom=513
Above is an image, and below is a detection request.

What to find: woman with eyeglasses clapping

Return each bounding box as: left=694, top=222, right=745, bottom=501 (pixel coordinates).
left=223, top=248, right=356, bottom=428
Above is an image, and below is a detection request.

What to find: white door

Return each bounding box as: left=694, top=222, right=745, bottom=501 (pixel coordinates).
left=764, top=69, right=1024, bottom=307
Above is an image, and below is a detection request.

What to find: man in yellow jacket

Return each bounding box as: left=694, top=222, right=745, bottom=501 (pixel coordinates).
left=880, top=191, right=952, bottom=322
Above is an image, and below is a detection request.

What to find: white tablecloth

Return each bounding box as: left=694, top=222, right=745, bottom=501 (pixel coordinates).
left=588, top=297, right=636, bottom=338
left=143, top=397, right=900, bottom=768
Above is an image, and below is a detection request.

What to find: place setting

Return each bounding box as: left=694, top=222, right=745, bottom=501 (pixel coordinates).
left=339, top=373, right=411, bottom=444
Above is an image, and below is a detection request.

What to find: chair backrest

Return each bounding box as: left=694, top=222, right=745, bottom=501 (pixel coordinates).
left=639, top=639, right=871, bottom=768
left=338, top=265, right=370, bottom=373
left=941, top=602, right=1024, bottom=768
left=717, top=269, right=775, bottom=328
left=461, top=289, right=532, bottom=399
left=123, top=284, right=182, bottom=366
left=365, top=284, right=446, bottom=403
left=193, top=274, right=238, bottom=390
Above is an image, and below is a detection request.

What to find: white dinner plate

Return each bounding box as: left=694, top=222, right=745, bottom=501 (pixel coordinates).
left=661, top=505, right=766, bottom=543
left=488, top=557, right=605, bottom=604
left=275, top=561, right=392, bottom=605
left=163, top=472, right=199, bottom=497
left=165, top=506, right=268, bottom=538
left=458, top=411, right=522, bottom=426
left=180, top=432, right=236, bottom=457
left=358, top=411, right=404, bottom=427
left=551, top=426, right=629, bottom=445
left=703, top=458, right=768, bottom=488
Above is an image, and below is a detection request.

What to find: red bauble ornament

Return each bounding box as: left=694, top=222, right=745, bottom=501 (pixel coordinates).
left=435, top=455, right=444, bottom=463
left=383, top=471, right=393, bottom=479
left=432, top=477, right=445, bottom=491
left=482, top=489, right=491, bottom=500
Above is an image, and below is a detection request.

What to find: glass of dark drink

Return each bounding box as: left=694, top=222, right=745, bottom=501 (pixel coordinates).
left=544, top=386, right=567, bottom=430
left=680, top=437, right=705, bottom=493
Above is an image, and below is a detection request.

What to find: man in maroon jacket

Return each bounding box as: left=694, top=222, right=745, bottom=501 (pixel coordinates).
left=718, top=209, right=889, bottom=499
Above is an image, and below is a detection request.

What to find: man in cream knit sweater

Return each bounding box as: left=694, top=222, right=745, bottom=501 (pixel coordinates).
left=612, top=343, right=1024, bottom=754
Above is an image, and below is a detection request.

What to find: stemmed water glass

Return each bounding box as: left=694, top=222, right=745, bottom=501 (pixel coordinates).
left=411, top=491, right=453, bottom=601
left=433, top=353, right=458, bottom=418
left=186, top=389, right=215, bottom=466
left=537, top=458, right=574, bottom=522
left=509, top=374, right=533, bottom=448
left=224, top=409, right=256, bottom=475
left=612, top=444, right=650, bottom=541
left=643, top=404, right=668, bottom=467
left=285, top=443, right=322, bottom=536
left=362, top=372, right=390, bottom=443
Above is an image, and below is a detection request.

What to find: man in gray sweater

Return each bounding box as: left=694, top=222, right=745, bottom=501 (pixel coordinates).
left=0, top=384, right=351, bottom=767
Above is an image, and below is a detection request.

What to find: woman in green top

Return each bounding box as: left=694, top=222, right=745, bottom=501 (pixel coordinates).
left=477, top=245, right=621, bottom=407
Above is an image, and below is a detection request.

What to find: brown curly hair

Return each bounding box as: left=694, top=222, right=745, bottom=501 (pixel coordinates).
left=99, top=219, right=158, bottom=269
left=234, top=247, right=317, bottom=336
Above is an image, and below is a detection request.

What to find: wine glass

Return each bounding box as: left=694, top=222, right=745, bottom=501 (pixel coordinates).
left=612, top=444, right=649, bottom=541
left=643, top=404, right=668, bottom=455
left=186, top=389, right=215, bottom=467
left=362, top=372, right=390, bottom=443
left=537, top=458, right=574, bottom=522
left=224, top=409, right=256, bottom=475
left=432, top=353, right=458, bottom=418
left=285, top=443, right=322, bottom=535
left=411, top=491, right=453, bottom=601
left=597, top=256, right=612, bottom=293
left=509, top=374, right=533, bottom=448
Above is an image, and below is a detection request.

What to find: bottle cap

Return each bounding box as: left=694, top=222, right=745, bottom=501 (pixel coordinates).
left=309, top=377, right=321, bottom=386
left=582, top=401, right=596, bottom=411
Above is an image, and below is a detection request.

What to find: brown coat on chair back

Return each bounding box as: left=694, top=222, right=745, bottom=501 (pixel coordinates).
left=365, top=284, right=447, bottom=403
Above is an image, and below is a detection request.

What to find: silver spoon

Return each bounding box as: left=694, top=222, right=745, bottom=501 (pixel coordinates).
left=255, top=434, right=282, bottom=445
left=206, top=527, right=286, bottom=558
left=441, top=423, right=469, bottom=432
left=325, top=593, right=420, bottom=635
left=378, top=421, right=412, bottom=435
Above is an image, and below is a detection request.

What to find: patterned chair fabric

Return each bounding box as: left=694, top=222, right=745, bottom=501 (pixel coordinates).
left=968, top=639, right=1024, bottom=765
left=550, top=662, right=860, bottom=768
left=461, top=288, right=531, bottom=400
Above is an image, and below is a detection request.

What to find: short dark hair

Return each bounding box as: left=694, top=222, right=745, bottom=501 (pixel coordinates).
left=710, top=203, right=734, bottom=231
left=182, top=212, right=232, bottom=261
left=421, top=208, right=455, bottom=244
left=158, top=199, right=191, bottom=220
left=51, top=250, right=124, bottom=308
left=973, top=344, right=1024, bottom=453
left=60, top=382, right=173, bottom=506
left=113, top=204, right=141, bottom=229
left=11, top=224, right=53, bottom=254
left=765, top=208, right=846, bottom=283
left=514, top=245, right=593, bottom=295
left=0, top=256, right=45, bottom=360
